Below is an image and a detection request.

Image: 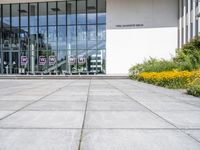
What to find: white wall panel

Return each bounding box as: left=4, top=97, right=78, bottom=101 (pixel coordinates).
left=107, top=0, right=178, bottom=74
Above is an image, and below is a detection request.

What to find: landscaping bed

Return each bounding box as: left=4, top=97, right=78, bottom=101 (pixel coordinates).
left=129, top=36, right=200, bottom=97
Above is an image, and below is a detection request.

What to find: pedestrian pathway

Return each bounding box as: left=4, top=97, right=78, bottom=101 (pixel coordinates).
left=0, top=79, right=199, bottom=150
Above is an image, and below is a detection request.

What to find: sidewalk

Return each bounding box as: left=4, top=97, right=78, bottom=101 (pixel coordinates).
left=0, top=79, right=199, bottom=150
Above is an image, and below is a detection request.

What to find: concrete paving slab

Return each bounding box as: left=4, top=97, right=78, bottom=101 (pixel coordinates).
left=0, top=111, right=14, bottom=119
left=129, top=95, right=182, bottom=102
left=80, top=129, right=200, bottom=150
left=43, top=95, right=87, bottom=101
left=89, top=91, right=125, bottom=96
left=140, top=101, right=200, bottom=111
left=0, top=129, right=81, bottom=150
left=156, top=111, right=200, bottom=128
left=183, top=100, right=200, bottom=108
left=0, top=111, right=84, bottom=128
left=85, top=111, right=174, bottom=129
left=87, top=101, right=148, bottom=111
left=0, top=79, right=200, bottom=150
left=0, top=96, right=42, bottom=101
left=25, top=101, right=86, bottom=111
left=184, top=130, right=200, bottom=141
left=88, top=95, right=132, bottom=102
left=0, top=101, right=31, bottom=111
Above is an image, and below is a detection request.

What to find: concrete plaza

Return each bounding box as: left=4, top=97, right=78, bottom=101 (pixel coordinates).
left=0, top=79, right=200, bottom=150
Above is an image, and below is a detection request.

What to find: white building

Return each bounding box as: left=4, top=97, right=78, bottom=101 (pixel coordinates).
left=0, top=0, right=199, bottom=75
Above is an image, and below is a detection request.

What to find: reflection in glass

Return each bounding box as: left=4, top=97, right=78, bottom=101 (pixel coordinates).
left=68, top=50, right=77, bottom=73
left=12, top=4, right=19, bottom=27
left=58, top=26, right=66, bottom=50
left=20, top=4, right=28, bottom=27
left=38, top=27, right=47, bottom=51
left=57, top=51, right=66, bottom=73
left=88, top=25, right=97, bottom=50
left=58, top=2, right=66, bottom=25
left=2, top=28, right=11, bottom=49
left=3, top=5, right=11, bottom=27
left=20, top=51, right=29, bottom=73
left=0, top=6, right=1, bottom=27
left=77, top=0, right=86, bottom=25
left=39, top=3, right=47, bottom=26
left=67, top=26, right=76, bottom=49
left=98, top=25, right=106, bottom=49
left=48, top=26, right=57, bottom=53
left=78, top=50, right=87, bottom=73
left=11, top=28, right=20, bottom=49
left=48, top=2, right=56, bottom=26
left=77, top=25, right=86, bottom=49
left=88, top=50, right=97, bottom=73
left=12, top=52, right=19, bottom=74
left=97, top=50, right=106, bottom=74
left=67, top=0, right=76, bottom=25
left=30, top=3, right=38, bottom=26
left=20, top=27, right=29, bottom=51
left=87, top=0, right=96, bottom=24
left=98, top=0, right=106, bottom=24
left=0, top=0, right=106, bottom=75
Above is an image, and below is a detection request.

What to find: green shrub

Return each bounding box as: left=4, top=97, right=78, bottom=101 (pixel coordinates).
left=129, top=58, right=178, bottom=75
left=175, top=36, right=200, bottom=71
left=129, top=36, right=200, bottom=77
left=187, top=77, right=200, bottom=97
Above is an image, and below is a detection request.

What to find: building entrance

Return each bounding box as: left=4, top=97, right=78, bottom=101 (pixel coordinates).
left=2, top=51, right=19, bottom=74
left=0, top=0, right=106, bottom=75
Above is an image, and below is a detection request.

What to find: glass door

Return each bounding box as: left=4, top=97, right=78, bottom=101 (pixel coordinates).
left=3, top=52, right=10, bottom=74
left=3, top=51, right=19, bottom=74
left=12, top=52, right=19, bottom=74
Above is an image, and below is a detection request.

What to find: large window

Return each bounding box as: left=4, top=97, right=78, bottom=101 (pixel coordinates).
left=0, top=0, right=106, bottom=75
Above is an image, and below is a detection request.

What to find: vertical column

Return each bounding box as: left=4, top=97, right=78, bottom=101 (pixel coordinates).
left=183, top=0, right=187, bottom=44
left=56, top=2, right=58, bottom=74
left=9, top=4, right=12, bottom=74
left=86, top=0, right=88, bottom=74
left=192, top=0, right=196, bottom=37
left=30, top=43, right=35, bottom=74
left=0, top=5, right=3, bottom=74
left=187, top=0, right=191, bottom=41
left=179, top=0, right=183, bottom=47
left=198, top=0, right=200, bottom=35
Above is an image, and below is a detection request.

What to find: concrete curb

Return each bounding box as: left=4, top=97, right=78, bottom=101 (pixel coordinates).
left=0, top=75, right=129, bottom=80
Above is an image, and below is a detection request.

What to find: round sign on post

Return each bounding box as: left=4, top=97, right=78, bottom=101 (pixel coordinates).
left=39, top=56, right=46, bottom=65
left=78, top=55, right=86, bottom=65
left=49, top=56, right=56, bottom=66
left=68, top=55, right=76, bottom=65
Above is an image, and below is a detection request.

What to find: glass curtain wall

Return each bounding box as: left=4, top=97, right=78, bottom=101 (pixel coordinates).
left=0, top=0, right=106, bottom=75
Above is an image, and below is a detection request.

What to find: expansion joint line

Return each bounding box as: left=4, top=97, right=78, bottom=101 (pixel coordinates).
left=78, top=79, right=91, bottom=150
left=104, top=80, right=200, bottom=144
left=0, top=80, right=75, bottom=122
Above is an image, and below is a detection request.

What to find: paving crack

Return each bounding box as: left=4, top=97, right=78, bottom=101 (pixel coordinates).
left=78, top=79, right=91, bottom=150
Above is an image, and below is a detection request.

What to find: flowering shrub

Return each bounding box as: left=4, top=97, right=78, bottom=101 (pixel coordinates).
left=135, top=70, right=200, bottom=89
left=187, top=77, right=200, bottom=97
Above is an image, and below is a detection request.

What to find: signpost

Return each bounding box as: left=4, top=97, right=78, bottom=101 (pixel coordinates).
left=39, top=56, right=46, bottom=65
